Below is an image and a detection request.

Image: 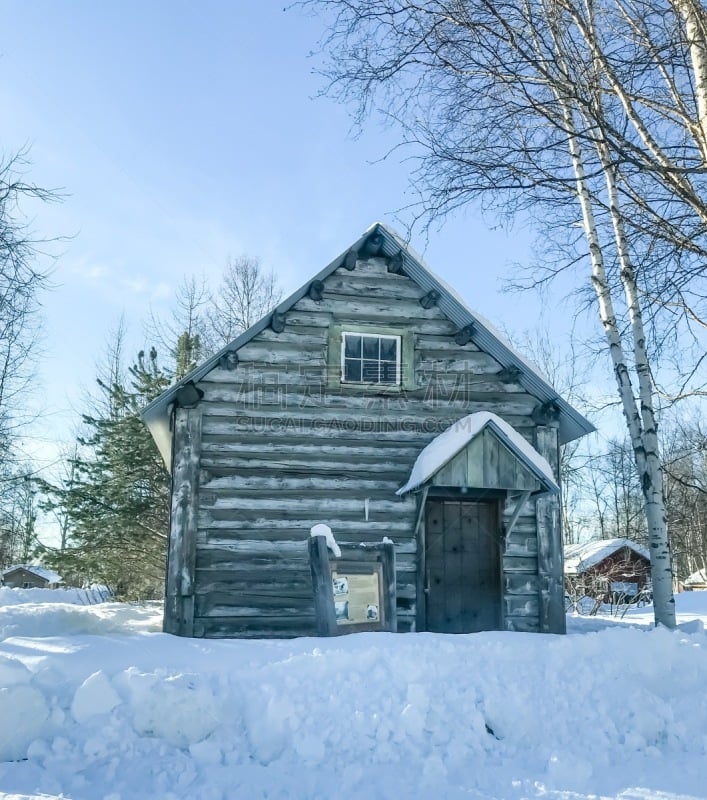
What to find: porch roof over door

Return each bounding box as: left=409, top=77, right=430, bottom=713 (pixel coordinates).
left=396, top=412, right=559, bottom=496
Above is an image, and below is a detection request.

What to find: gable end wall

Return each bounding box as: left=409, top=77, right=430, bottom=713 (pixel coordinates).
left=166, top=257, right=561, bottom=638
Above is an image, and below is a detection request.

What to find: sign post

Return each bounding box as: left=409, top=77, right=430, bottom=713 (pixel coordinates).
left=308, top=534, right=396, bottom=636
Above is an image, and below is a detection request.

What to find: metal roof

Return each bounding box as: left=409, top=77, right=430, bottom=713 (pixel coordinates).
left=142, top=222, right=594, bottom=466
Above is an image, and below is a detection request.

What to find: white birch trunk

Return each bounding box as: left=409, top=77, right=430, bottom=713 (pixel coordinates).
left=675, top=0, right=707, bottom=157
left=596, top=140, right=676, bottom=628
left=553, top=5, right=677, bottom=628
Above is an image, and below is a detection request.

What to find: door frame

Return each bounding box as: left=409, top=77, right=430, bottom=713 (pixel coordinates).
left=416, top=487, right=506, bottom=632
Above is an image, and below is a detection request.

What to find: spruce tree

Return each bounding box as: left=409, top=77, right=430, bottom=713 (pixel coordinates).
left=41, top=348, right=171, bottom=599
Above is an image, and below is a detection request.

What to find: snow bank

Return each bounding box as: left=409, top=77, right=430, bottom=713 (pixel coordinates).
left=0, top=596, right=706, bottom=799
left=0, top=600, right=162, bottom=641
left=0, top=586, right=111, bottom=606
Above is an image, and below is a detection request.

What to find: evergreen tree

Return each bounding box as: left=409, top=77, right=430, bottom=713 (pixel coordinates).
left=40, top=348, right=171, bottom=599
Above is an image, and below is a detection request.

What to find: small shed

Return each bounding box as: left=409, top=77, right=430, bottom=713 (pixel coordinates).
left=564, top=539, right=651, bottom=602
left=683, top=569, right=707, bottom=591
left=2, top=564, right=63, bottom=590
left=143, top=222, right=594, bottom=638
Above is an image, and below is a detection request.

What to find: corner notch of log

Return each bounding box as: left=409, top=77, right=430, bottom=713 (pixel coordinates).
left=419, top=288, right=440, bottom=309
left=343, top=249, right=358, bottom=271
left=498, top=365, right=522, bottom=384
left=454, top=324, right=475, bottom=346
left=387, top=249, right=405, bottom=275
left=359, top=231, right=384, bottom=259
left=218, top=350, right=239, bottom=371
left=270, top=310, right=286, bottom=333
left=308, top=280, right=325, bottom=301
left=174, top=381, right=204, bottom=408
left=532, top=401, right=560, bottom=425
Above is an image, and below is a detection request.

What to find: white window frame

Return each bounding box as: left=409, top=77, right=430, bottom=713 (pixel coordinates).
left=341, top=331, right=402, bottom=386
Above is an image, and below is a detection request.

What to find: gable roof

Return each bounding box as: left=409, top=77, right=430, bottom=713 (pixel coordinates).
left=3, top=564, right=63, bottom=584
left=564, top=539, right=650, bottom=576
left=143, top=222, right=594, bottom=465
left=684, top=569, right=707, bottom=586
left=397, top=411, right=559, bottom=495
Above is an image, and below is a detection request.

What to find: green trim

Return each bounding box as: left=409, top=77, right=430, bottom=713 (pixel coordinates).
left=327, top=322, right=415, bottom=392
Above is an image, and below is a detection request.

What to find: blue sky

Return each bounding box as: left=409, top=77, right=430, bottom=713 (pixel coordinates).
left=2, top=1, right=589, bottom=468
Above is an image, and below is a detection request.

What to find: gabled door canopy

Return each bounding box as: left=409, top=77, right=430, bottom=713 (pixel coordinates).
left=397, top=412, right=559, bottom=497
left=399, top=412, right=558, bottom=538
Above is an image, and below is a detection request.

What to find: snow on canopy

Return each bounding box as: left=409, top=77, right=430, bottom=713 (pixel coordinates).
left=396, top=411, right=559, bottom=495
left=2, top=564, right=63, bottom=584
left=563, top=538, right=650, bottom=576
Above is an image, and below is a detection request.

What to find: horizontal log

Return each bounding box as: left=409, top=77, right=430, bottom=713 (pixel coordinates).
left=194, top=615, right=316, bottom=639
left=200, top=414, right=535, bottom=441
left=199, top=396, right=539, bottom=422
left=322, top=274, right=426, bottom=300
left=504, top=617, right=540, bottom=633
left=278, top=309, right=333, bottom=328
left=199, top=536, right=417, bottom=555
left=415, top=335, right=484, bottom=353
left=505, top=595, right=539, bottom=616
left=196, top=598, right=315, bottom=618
left=338, top=257, right=404, bottom=276
left=200, top=488, right=400, bottom=508
left=294, top=295, right=448, bottom=321
left=201, top=495, right=412, bottom=514
left=198, top=515, right=416, bottom=531
left=253, top=325, right=327, bottom=344
left=200, top=437, right=422, bottom=458
left=199, top=458, right=412, bottom=479
left=195, top=550, right=310, bottom=571
left=194, top=572, right=313, bottom=594
left=504, top=573, right=540, bottom=595
left=502, top=554, right=539, bottom=572
left=199, top=378, right=528, bottom=406
left=200, top=474, right=401, bottom=494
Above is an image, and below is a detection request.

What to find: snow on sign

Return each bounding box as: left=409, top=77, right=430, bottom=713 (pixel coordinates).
left=309, top=527, right=396, bottom=636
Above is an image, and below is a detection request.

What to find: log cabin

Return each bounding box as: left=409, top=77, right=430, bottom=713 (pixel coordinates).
left=564, top=538, right=652, bottom=603
left=143, top=223, right=594, bottom=638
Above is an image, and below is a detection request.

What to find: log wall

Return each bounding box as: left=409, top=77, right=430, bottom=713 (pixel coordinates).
left=166, top=256, right=562, bottom=638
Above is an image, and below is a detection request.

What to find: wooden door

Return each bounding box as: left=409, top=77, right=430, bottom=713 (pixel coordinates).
left=424, top=499, right=501, bottom=633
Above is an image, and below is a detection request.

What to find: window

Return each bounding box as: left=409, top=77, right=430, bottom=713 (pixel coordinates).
left=341, top=332, right=401, bottom=385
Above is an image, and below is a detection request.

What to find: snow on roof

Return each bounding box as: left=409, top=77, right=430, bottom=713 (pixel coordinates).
left=2, top=564, right=63, bottom=584
left=396, top=411, right=559, bottom=495
left=564, top=539, right=650, bottom=576
left=684, top=569, right=707, bottom=586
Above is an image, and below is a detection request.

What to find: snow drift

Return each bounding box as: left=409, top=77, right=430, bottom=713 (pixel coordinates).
left=0, top=590, right=706, bottom=800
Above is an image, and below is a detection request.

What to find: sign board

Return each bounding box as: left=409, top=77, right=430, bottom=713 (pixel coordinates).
left=308, top=536, right=396, bottom=636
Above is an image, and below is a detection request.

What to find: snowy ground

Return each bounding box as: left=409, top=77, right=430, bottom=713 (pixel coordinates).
left=1, top=589, right=706, bottom=800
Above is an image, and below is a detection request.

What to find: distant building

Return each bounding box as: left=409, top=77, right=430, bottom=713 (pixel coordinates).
left=683, top=569, right=707, bottom=591
left=564, top=539, right=651, bottom=603
left=2, top=564, right=63, bottom=590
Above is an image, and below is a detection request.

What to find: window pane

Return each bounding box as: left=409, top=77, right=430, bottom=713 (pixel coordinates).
left=379, top=337, right=397, bottom=362
left=362, top=359, right=380, bottom=382
left=380, top=361, right=398, bottom=384
left=362, top=335, right=379, bottom=359
left=344, top=335, right=361, bottom=358
left=344, top=359, right=361, bottom=382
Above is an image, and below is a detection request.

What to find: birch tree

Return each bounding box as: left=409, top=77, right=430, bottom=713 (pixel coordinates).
left=207, top=255, right=282, bottom=348
left=0, top=150, right=56, bottom=469
left=307, top=0, right=707, bottom=626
